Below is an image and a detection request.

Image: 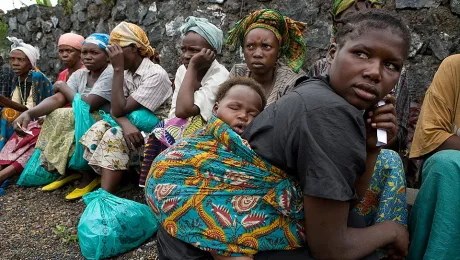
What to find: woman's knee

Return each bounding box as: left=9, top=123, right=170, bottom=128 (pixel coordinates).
left=422, top=150, right=460, bottom=181
left=376, top=149, right=404, bottom=173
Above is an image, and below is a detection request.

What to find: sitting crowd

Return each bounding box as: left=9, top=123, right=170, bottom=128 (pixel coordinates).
left=0, top=0, right=455, bottom=259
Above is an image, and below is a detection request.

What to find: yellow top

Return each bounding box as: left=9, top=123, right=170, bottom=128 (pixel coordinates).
left=410, top=54, right=460, bottom=158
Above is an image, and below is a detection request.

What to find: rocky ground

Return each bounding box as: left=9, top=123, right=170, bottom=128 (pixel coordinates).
left=0, top=177, right=159, bottom=259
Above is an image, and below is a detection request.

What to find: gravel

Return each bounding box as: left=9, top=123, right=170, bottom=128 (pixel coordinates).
left=0, top=177, right=159, bottom=259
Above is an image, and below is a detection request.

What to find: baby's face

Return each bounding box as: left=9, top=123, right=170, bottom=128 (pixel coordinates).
left=213, top=84, right=263, bottom=135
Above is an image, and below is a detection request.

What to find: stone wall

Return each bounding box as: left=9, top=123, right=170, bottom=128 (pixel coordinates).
left=3, top=0, right=460, bottom=103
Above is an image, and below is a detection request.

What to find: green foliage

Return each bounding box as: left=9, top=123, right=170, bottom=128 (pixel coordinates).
left=36, top=0, right=53, bottom=6
left=58, top=0, right=74, bottom=15
left=0, top=21, right=9, bottom=53
left=102, top=0, right=115, bottom=7
left=52, top=225, right=79, bottom=244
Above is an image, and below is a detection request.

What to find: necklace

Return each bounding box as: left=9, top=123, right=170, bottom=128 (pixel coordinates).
left=15, top=76, right=28, bottom=105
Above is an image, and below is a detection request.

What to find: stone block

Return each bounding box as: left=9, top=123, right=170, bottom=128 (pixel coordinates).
left=28, top=5, right=40, bottom=19
left=409, top=32, right=423, bottom=58
left=126, top=0, right=147, bottom=23
left=142, top=11, right=158, bottom=26
left=41, top=21, right=53, bottom=33
left=59, top=15, right=72, bottom=31
left=51, top=16, right=58, bottom=28
left=96, top=18, right=109, bottom=34
left=77, top=11, right=86, bottom=22
left=17, top=11, right=28, bottom=24
left=73, top=1, right=83, bottom=12
left=396, top=0, right=442, bottom=9
left=429, top=32, right=453, bottom=60
left=147, top=24, right=163, bottom=45
left=9, top=17, right=17, bottom=31
left=111, top=0, right=127, bottom=20
left=25, top=20, right=38, bottom=32
left=87, top=3, right=100, bottom=20
left=35, top=32, right=43, bottom=41
left=18, top=25, right=31, bottom=42
left=165, top=16, right=184, bottom=37
left=451, top=0, right=460, bottom=14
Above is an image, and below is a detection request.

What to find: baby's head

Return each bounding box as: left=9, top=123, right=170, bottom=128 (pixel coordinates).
left=213, top=77, right=266, bottom=135
left=327, top=9, right=411, bottom=110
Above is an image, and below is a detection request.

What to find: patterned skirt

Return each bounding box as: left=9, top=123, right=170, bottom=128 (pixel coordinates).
left=36, top=108, right=75, bottom=175
left=353, top=149, right=407, bottom=227
left=81, top=120, right=143, bottom=174
left=0, top=120, right=41, bottom=173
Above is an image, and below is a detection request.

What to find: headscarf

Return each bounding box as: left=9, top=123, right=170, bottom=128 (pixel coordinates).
left=332, top=0, right=383, bottom=35
left=179, top=16, right=224, bottom=54
left=83, top=33, right=110, bottom=52
left=7, top=36, right=40, bottom=68
left=109, top=22, right=157, bottom=59
left=333, top=0, right=383, bottom=16
left=58, top=33, right=85, bottom=51
left=226, top=9, right=307, bottom=73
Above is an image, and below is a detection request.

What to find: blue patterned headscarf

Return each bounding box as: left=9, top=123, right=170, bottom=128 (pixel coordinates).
left=83, top=33, right=110, bottom=52
left=180, top=16, right=223, bottom=54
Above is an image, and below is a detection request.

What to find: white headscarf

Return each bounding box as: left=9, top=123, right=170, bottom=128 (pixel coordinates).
left=180, top=16, right=223, bottom=54
left=7, top=36, right=40, bottom=68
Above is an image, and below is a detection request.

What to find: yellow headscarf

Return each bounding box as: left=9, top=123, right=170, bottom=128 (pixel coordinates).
left=226, top=9, right=307, bottom=73
left=332, top=0, right=383, bottom=36
left=109, top=22, right=156, bottom=59
left=333, top=0, right=383, bottom=16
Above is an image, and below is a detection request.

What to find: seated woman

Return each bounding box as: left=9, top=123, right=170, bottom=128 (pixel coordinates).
left=140, top=16, right=229, bottom=186
left=226, top=9, right=307, bottom=106
left=80, top=22, right=172, bottom=194
left=407, top=54, right=460, bottom=259
left=146, top=77, right=300, bottom=259
left=308, top=0, right=408, bottom=229
left=149, top=11, right=411, bottom=260
left=57, top=33, right=85, bottom=81
left=0, top=33, right=85, bottom=188
left=0, top=37, right=52, bottom=191
left=310, top=0, right=410, bottom=154
left=13, top=33, right=113, bottom=200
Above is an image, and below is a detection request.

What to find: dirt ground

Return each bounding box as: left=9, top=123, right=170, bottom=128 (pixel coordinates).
left=0, top=176, right=159, bottom=259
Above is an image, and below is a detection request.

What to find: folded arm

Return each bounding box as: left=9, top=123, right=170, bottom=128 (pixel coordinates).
left=0, top=95, right=28, bottom=112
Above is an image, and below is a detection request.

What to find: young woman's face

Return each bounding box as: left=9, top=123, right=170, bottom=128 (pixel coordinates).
left=213, top=84, right=263, bottom=135
left=327, top=28, right=406, bottom=110
left=81, top=43, right=109, bottom=71
left=58, top=44, right=81, bottom=69
left=9, top=50, right=32, bottom=77
left=180, top=32, right=212, bottom=69
left=243, top=28, right=280, bottom=76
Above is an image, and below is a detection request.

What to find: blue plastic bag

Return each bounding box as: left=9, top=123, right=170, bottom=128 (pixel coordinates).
left=99, top=108, right=159, bottom=133
left=16, top=149, right=60, bottom=187
left=78, top=189, right=158, bottom=260
left=68, top=94, right=96, bottom=170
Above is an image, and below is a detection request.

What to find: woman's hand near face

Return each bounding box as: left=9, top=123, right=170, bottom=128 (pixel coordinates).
left=365, top=95, right=398, bottom=151
left=189, top=48, right=215, bottom=71
left=106, top=44, right=125, bottom=71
